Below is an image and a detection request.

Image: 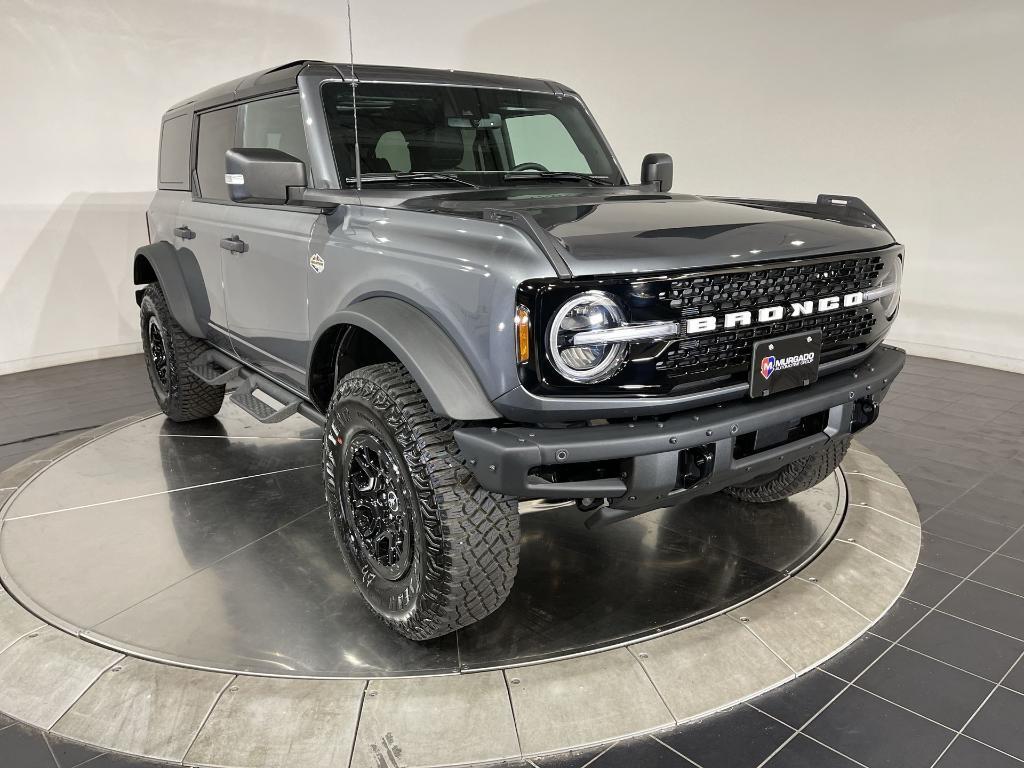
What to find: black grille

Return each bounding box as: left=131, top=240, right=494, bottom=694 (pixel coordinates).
left=518, top=249, right=897, bottom=397
left=654, top=255, right=884, bottom=383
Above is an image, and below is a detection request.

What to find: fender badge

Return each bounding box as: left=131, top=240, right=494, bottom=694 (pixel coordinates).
left=309, top=253, right=325, bottom=273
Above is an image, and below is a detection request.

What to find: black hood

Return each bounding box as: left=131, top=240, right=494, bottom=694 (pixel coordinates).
left=403, top=188, right=895, bottom=277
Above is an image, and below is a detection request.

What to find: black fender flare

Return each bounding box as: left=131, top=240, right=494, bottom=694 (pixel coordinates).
left=133, top=241, right=205, bottom=339
left=311, top=298, right=501, bottom=421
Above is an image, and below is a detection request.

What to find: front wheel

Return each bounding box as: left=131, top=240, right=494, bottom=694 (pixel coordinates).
left=323, top=362, right=520, bottom=640
left=724, top=436, right=851, bottom=503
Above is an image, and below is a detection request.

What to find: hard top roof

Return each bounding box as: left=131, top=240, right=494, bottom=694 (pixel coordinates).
left=165, top=60, right=571, bottom=116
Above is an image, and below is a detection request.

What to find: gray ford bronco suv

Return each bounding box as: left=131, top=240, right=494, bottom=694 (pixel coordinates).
left=135, top=60, right=905, bottom=640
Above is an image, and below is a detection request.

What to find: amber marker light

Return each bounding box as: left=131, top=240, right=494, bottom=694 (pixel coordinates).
left=514, top=305, right=531, bottom=363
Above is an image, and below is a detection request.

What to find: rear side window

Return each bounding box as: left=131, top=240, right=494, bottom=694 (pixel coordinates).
left=239, top=93, right=309, bottom=168
left=158, top=114, right=191, bottom=189
left=195, top=106, right=238, bottom=201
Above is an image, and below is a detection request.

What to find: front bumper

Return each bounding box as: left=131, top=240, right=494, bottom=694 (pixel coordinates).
left=455, top=345, right=905, bottom=514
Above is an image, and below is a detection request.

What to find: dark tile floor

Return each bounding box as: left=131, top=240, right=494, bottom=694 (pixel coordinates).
left=1, top=353, right=1023, bottom=768
left=0, top=355, right=154, bottom=472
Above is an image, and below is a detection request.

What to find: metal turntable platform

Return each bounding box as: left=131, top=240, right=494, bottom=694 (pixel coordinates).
left=0, top=404, right=845, bottom=678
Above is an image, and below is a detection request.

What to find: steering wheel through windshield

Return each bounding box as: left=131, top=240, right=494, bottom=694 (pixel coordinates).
left=510, top=162, right=550, bottom=173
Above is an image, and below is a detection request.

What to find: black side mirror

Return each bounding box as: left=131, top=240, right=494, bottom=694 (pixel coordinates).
left=640, top=153, right=673, bottom=192
left=225, top=148, right=306, bottom=205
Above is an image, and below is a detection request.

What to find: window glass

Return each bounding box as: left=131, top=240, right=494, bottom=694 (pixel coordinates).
left=158, top=114, right=191, bottom=188
left=374, top=130, right=411, bottom=173
left=239, top=93, right=309, bottom=167
left=322, top=82, right=619, bottom=187
left=504, top=113, right=589, bottom=173
left=196, top=106, right=238, bottom=200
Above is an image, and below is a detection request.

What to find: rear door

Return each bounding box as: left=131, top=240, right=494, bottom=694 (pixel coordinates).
left=179, top=103, right=239, bottom=352
left=220, top=93, right=319, bottom=393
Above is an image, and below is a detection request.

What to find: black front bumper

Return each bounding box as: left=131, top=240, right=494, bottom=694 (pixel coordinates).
left=455, top=345, right=905, bottom=514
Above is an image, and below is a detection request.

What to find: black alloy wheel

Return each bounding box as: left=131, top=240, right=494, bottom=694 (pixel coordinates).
left=146, top=315, right=170, bottom=396
left=339, top=432, right=414, bottom=581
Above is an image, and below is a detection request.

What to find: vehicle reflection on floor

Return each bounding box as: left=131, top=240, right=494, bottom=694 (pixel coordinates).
left=0, top=403, right=843, bottom=677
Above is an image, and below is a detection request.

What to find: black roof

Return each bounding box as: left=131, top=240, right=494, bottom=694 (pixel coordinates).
left=167, top=60, right=570, bottom=115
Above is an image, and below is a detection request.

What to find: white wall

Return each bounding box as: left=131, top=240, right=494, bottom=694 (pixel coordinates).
left=2, top=0, right=1023, bottom=374
left=0, top=0, right=349, bottom=373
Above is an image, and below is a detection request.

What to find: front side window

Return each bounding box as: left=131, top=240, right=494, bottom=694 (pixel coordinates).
left=239, top=93, right=310, bottom=167
left=322, top=82, right=620, bottom=188
left=195, top=106, right=238, bottom=201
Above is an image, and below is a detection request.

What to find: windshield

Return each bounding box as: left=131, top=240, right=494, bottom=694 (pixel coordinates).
left=321, top=82, right=622, bottom=188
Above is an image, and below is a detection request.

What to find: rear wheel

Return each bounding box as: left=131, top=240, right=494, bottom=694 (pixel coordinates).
left=323, top=362, right=520, bottom=640
left=724, top=436, right=851, bottom=503
left=140, top=284, right=225, bottom=422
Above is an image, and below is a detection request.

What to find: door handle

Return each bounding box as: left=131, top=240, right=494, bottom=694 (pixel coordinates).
left=173, top=225, right=196, bottom=240
left=220, top=235, right=248, bottom=254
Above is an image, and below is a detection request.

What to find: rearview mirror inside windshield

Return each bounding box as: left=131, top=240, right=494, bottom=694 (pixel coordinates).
left=447, top=113, right=502, bottom=129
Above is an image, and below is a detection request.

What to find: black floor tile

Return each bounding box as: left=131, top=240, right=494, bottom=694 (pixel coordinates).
left=902, top=565, right=963, bottom=606
left=659, top=704, right=793, bottom=768
left=44, top=733, right=106, bottom=768
left=924, top=508, right=1019, bottom=551
left=0, top=722, right=58, bottom=768
left=532, top=743, right=613, bottom=768
left=973, top=470, right=1024, bottom=507
left=1003, top=658, right=1024, bottom=695
left=901, top=610, right=1024, bottom=683
left=871, top=598, right=930, bottom=641
left=934, top=736, right=1023, bottom=768
left=751, top=669, right=846, bottom=729
left=900, top=473, right=968, bottom=518
left=855, top=430, right=1002, bottom=472
left=856, top=643, right=994, bottom=729
left=971, top=555, right=1024, bottom=597
left=963, top=687, right=1024, bottom=760
left=947, top=490, right=1024, bottom=528
left=919, top=532, right=992, bottom=576
left=942, top=581, right=1024, bottom=641
left=819, top=633, right=892, bottom=682
left=1002, top=529, right=1024, bottom=561
left=803, top=686, right=952, bottom=768
left=763, top=734, right=861, bottom=767
left=591, top=736, right=688, bottom=768
left=899, top=460, right=979, bottom=492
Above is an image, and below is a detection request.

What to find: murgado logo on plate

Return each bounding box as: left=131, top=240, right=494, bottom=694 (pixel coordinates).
left=309, top=253, right=325, bottom=273
left=761, top=351, right=816, bottom=380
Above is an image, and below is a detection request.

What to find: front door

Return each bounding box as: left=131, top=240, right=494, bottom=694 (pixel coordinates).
left=219, top=93, right=319, bottom=393
left=221, top=206, right=317, bottom=392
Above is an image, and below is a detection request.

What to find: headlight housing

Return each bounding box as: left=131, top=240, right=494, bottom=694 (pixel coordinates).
left=547, top=291, right=629, bottom=383
left=880, top=255, right=903, bottom=319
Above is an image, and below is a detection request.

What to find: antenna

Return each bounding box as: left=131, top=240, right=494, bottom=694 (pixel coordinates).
left=346, top=0, right=361, bottom=191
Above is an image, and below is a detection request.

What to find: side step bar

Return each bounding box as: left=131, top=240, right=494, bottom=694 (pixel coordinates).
left=188, top=348, right=326, bottom=428
left=188, top=351, right=241, bottom=386
left=230, top=378, right=300, bottom=424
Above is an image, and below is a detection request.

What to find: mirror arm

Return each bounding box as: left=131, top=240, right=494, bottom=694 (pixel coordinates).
left=292, top=187, right=344, bottom=212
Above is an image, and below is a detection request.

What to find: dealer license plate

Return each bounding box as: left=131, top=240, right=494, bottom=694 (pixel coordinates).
left=750, top=330, right=822, bottom=398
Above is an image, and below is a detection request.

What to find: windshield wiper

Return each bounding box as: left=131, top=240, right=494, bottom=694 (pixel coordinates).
left=346, top=172, right=479, bottom=188
left=502, top=171, right=612, bottom=186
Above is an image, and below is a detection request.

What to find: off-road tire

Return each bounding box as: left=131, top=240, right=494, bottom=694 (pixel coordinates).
left=724, top=436, right=851, bottom=503
left=139, top=284, right=225, bottom=422
left=323, top=362, right=520, bottom=641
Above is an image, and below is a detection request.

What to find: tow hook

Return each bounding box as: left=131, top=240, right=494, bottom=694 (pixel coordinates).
left=576, top=497, right=606, bottom=513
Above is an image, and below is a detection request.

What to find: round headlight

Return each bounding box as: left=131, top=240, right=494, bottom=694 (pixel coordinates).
left=547, top=291, right=628, bottom=383
left=880, top=256, right=903, bottom=319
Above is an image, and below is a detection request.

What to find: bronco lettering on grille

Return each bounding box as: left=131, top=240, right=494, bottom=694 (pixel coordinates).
left=683, top=292, right=864, bottom=335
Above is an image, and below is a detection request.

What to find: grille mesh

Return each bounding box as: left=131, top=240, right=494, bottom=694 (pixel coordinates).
left=653, top=255, right=883, bottom=383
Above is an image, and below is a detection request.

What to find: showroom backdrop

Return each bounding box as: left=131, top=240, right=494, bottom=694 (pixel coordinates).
left=1, top=0, right=1022, bottom=374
